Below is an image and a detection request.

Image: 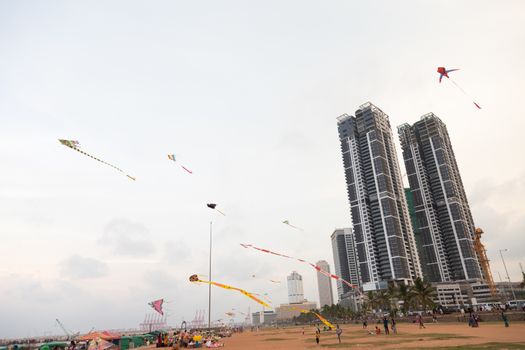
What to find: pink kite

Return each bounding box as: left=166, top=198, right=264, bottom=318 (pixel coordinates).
left=148, top=299, right=164, bottom=315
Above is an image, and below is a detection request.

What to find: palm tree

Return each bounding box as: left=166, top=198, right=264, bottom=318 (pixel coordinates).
left=397, top=283, right=413, bottom=314
left=376, top=290, right=391, bottom=311
left=387, top=283, right=399, bottom=311
left=366, top=291, right=378, bottom=311
left=411, top=277, right=435, bottom=311
left=361, top=297, right=372, bottom=316
left=321, top=304, right=331, bottom=318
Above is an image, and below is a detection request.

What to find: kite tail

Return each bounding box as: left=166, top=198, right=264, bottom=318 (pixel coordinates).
left=294, top=308, right=334, bottom=328
left=66, top=144, right=136, bottom=180
left=242, top=243, right=360, bottom=294
left=180, top=165, right=193, bottom=174
left=215, top=208, right=226, bottom=216
left=191, top=277, right=269, bottom=307
left=311, top=312, right=335, bottom=329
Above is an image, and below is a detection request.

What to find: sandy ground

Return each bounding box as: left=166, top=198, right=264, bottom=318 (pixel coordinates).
left=221, top=322, right=525, bottom=349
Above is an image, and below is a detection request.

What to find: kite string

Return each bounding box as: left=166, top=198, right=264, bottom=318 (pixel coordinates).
left=448, top=77, right=481, bottom=108
left=448, top=78, right=469, bottom=96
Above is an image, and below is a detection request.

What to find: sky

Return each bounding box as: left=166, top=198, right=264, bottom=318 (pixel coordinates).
left=1, top=0, right=524, bottom=339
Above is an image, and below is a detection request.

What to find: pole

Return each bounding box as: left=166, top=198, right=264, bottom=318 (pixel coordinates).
left=208, top=221, right=212, bottom=331
left=499, top=249, right=517, bottom=301
left=497, top=271, right=503, bottom=282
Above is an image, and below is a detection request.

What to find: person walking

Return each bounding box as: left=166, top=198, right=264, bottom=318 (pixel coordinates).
left=390, top=317, right=397, bottom=334
left=416, top=314, right=426, bottom=329
left=336, top=325, right=342, bottom=343
left=383, top=317, right=390, bottom=335
left=315, top=330, right=320, bottom=345
left=501, top=311, right=509, bottom=327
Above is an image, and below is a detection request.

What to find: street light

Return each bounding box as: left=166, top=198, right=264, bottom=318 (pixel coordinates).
left=499, top=249, right=517, bottom=301
left=208, top=221, right=212, bottom=331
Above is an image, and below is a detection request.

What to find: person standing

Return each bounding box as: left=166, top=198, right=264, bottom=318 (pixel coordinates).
left=383, top=317, right=390, bottom=335
left=416, top=313, right=426, bottom=329
left=336, top=325, right=342, bottom=343
left=390, top=317, right=397, bottom=334
left=315, top=330, right=320, bottom=345
left=501, top=311, right=509, bottom=327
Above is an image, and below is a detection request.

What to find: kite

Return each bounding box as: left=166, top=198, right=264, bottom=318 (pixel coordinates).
left=59, top=139, right=136, bottom=180
left=282, top=220, right=303, bottom=231
left=240, top=244, right=359, bottom=291
left=167, top=154, right=193, bottom=174
left=303, top=310, right=335, bottom=329
left=225, top=312, right=235, bottom=317
left=287, top=306, right=335, bottom=329
left=207, top=203, right=226, bottom=216
left=436, top=67, right=481, bottom=109
left=253, top=292, right=272, bottom=304
left=189, top=274, right=270, bottom=307
left=148, top=299, right=164, bottom=315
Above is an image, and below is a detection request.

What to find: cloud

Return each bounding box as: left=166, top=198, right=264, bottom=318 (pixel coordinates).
left=163, top=240, right=190, bottom=265
left=59, top=255, right=109, bottom=279
left=101, top=219, right=156, bottom=257
left=1, top=274, right=90, bottom=304
left=143, top=269, right=181, bottom=293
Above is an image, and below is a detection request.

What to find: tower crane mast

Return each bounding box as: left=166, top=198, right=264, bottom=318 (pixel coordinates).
left=473, top=228, right=498, bottom=300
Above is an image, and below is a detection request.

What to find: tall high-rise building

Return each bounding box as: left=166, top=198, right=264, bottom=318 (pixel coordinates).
left=398, top=113, right=483, bottom=282
left=337, top=102, right=422, bottom=290
left=315, top=260, right=334, bottom=307
left=287, top=271, right=304, bottom=304
left=331, top=228, right=359, bottom=299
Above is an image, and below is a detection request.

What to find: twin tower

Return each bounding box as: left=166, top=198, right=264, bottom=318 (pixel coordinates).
left=336, top=102, right=483, bottom=293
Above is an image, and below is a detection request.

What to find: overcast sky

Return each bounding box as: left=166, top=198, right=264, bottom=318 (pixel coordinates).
left=1, top=0, right=524, bottom=339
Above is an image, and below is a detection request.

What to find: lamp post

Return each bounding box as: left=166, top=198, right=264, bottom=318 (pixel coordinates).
left=208, top=221, right=212, bottom=331
left=499, top=249, right=517, bottom=301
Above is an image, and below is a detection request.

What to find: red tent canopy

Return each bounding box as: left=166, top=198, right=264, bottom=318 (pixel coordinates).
left=78, top=331, right=121, bottom=341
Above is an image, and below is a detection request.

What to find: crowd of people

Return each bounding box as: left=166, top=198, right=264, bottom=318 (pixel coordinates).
left=156, top=331, right=225, bottom=349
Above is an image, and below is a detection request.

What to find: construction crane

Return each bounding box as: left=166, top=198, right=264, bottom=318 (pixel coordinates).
left=473, top=228, right=498, bottom=300
left=56, top=318, right=79, bottom=340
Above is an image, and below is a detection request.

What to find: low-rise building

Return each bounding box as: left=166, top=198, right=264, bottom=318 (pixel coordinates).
left=275, top=301, right=317, bottom=320
left=433, top=283, right=469, bottom=308
left=251, top=311, right=277, bottom=325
